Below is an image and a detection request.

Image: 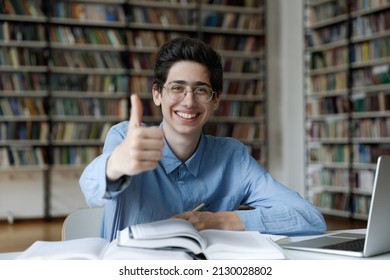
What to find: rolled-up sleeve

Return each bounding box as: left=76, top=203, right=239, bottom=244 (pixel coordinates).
left=235, top=144, right=326, bottom=236
left=236, top=201, right=326, bottom=236
left=79, top=122, right=130, bottom=207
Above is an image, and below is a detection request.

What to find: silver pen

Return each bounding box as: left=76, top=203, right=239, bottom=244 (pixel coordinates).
left=192, top=203, right=205, bottom=212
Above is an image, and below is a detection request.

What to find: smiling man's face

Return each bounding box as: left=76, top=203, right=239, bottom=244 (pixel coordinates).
left=153, top=60, right=220, bottom=140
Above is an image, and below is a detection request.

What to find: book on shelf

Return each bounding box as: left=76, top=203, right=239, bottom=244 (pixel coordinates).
left=16, top=238, right=192, bottom=260
left=0, top=147, right=11, bottom=168
left=117, top=218, right=287, bottom=260
left=57, top=2, right=126, bottom=23
left=2, top=0, right=15, bottom=15
left=25, top=0, right=44, bottom=17
left=372, top=64, right=390, bottom=84
left=9, top=147, right=46, bottom=167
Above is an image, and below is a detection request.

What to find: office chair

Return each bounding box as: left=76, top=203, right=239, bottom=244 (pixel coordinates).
left=0, top=210, right=14, bottom=224
left=61, top=207, right=103, bottom=241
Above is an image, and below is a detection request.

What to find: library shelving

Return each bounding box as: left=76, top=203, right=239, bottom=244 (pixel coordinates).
left=199, top=0, right=267, bottom=167
left=0, top=0, right=267, bottom=220
left=47, top=0, right=129, bottom=217
left=304, top=0, right=390, bottom=220
left=0, top=0, right=50, bottom=219
left=126, top=0, right=199, bottom=125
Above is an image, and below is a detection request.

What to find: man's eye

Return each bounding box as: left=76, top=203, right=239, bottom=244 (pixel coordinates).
left=196, top=87, right=210, bottom=95
left=170, top=85, right=185, bottom=92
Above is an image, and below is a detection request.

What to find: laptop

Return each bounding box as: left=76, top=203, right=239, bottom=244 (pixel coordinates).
left=282, top=155, right=390, bottom=257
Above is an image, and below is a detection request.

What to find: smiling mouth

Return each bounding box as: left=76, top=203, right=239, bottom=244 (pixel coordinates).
left=175, top=111, right=200, bottom=120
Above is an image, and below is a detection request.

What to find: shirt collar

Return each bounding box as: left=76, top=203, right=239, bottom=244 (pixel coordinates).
left=159, top=124, right=204, bottom=177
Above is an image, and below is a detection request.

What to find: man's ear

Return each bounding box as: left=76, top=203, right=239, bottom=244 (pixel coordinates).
left=152, top=85, right=162, bottom=106
left=212, top=94, right=221, bottom=111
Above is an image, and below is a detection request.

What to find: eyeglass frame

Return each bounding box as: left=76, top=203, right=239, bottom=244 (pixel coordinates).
left=161, top=82, right=216, bottom=104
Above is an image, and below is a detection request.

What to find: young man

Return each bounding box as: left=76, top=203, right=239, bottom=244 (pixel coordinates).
left=80, top=37, right=326, bottom=241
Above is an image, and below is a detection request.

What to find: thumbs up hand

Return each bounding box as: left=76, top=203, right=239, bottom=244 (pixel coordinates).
left=106, top=94, right=164, bottom=181
left=128, top=93, right=144, bottom=128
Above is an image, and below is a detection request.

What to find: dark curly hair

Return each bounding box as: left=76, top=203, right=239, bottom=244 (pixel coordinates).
left=153, top=37, right=223, bottom=98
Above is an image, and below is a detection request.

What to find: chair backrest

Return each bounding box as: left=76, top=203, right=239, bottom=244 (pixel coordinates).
left=62, top=207, right=104, bottom=241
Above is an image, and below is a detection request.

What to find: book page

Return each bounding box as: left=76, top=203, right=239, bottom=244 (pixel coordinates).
left=130, top=218, right=205, bottom=247
left=16, top=238, right=109, bottom=260
left=262, top=234, right=291, bottom=244
left=104, top=240, right=193, bottom=260
left=117, top=227, right=204, bottom=255
left=200, top=230, right=286, bottom=260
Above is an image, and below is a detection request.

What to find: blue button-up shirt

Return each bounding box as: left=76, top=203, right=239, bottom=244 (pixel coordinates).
left=80, top=122, right=326, bottom=241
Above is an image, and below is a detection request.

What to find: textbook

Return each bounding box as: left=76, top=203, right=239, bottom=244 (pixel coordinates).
left=117, top=218, right=287, bottom=260
left=16, top=238, right=192, bottom=260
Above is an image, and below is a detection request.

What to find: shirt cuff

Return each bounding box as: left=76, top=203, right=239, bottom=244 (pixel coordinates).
left=104, top=175, right=132, bottom=199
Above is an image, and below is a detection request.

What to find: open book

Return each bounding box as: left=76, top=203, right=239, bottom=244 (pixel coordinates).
left=16, top=238, right=192, bottom=260
left=117, top=218, right=287, bottom=260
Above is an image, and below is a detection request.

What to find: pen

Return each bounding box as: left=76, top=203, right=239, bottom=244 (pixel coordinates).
left=192, top=203, right=205, bottom=212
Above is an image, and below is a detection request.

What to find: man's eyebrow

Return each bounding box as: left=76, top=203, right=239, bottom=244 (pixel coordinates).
left=167, top=80, right=211, bottom=87
left=167, top=80, right=187, bottom=85
left=193, top=81, right=211, bottom=87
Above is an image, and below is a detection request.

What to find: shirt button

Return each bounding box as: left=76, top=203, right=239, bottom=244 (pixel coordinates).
left=178, top=180, right=184, bottom=185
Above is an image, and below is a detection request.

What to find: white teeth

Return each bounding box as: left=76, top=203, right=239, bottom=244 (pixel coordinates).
left=176, top=112, right=197, bottom=119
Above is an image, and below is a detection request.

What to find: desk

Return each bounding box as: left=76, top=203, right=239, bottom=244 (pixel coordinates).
left=2, top=250, right=389, bottom=260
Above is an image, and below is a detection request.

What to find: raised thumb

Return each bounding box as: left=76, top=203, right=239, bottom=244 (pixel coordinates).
left=129, top=94, right=143, bottom=128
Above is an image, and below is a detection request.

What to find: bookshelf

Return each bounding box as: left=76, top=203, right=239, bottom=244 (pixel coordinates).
left=0, top=0, right=49, bottom=219
left=199, top=0, right=267, bottom=167
left=126, top=0, right=198, bottom=125
left=47, top=0, right=128, bottom=216
left=0, top=0, right=267, bottom=220
left=304, top=0, right=390, bottom=220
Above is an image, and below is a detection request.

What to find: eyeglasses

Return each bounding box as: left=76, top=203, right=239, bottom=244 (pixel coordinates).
left=163, top=84, right=215, bottom=103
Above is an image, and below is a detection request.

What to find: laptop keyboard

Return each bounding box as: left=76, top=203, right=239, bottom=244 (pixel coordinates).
left=322, top=238, right=365, bottom=252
